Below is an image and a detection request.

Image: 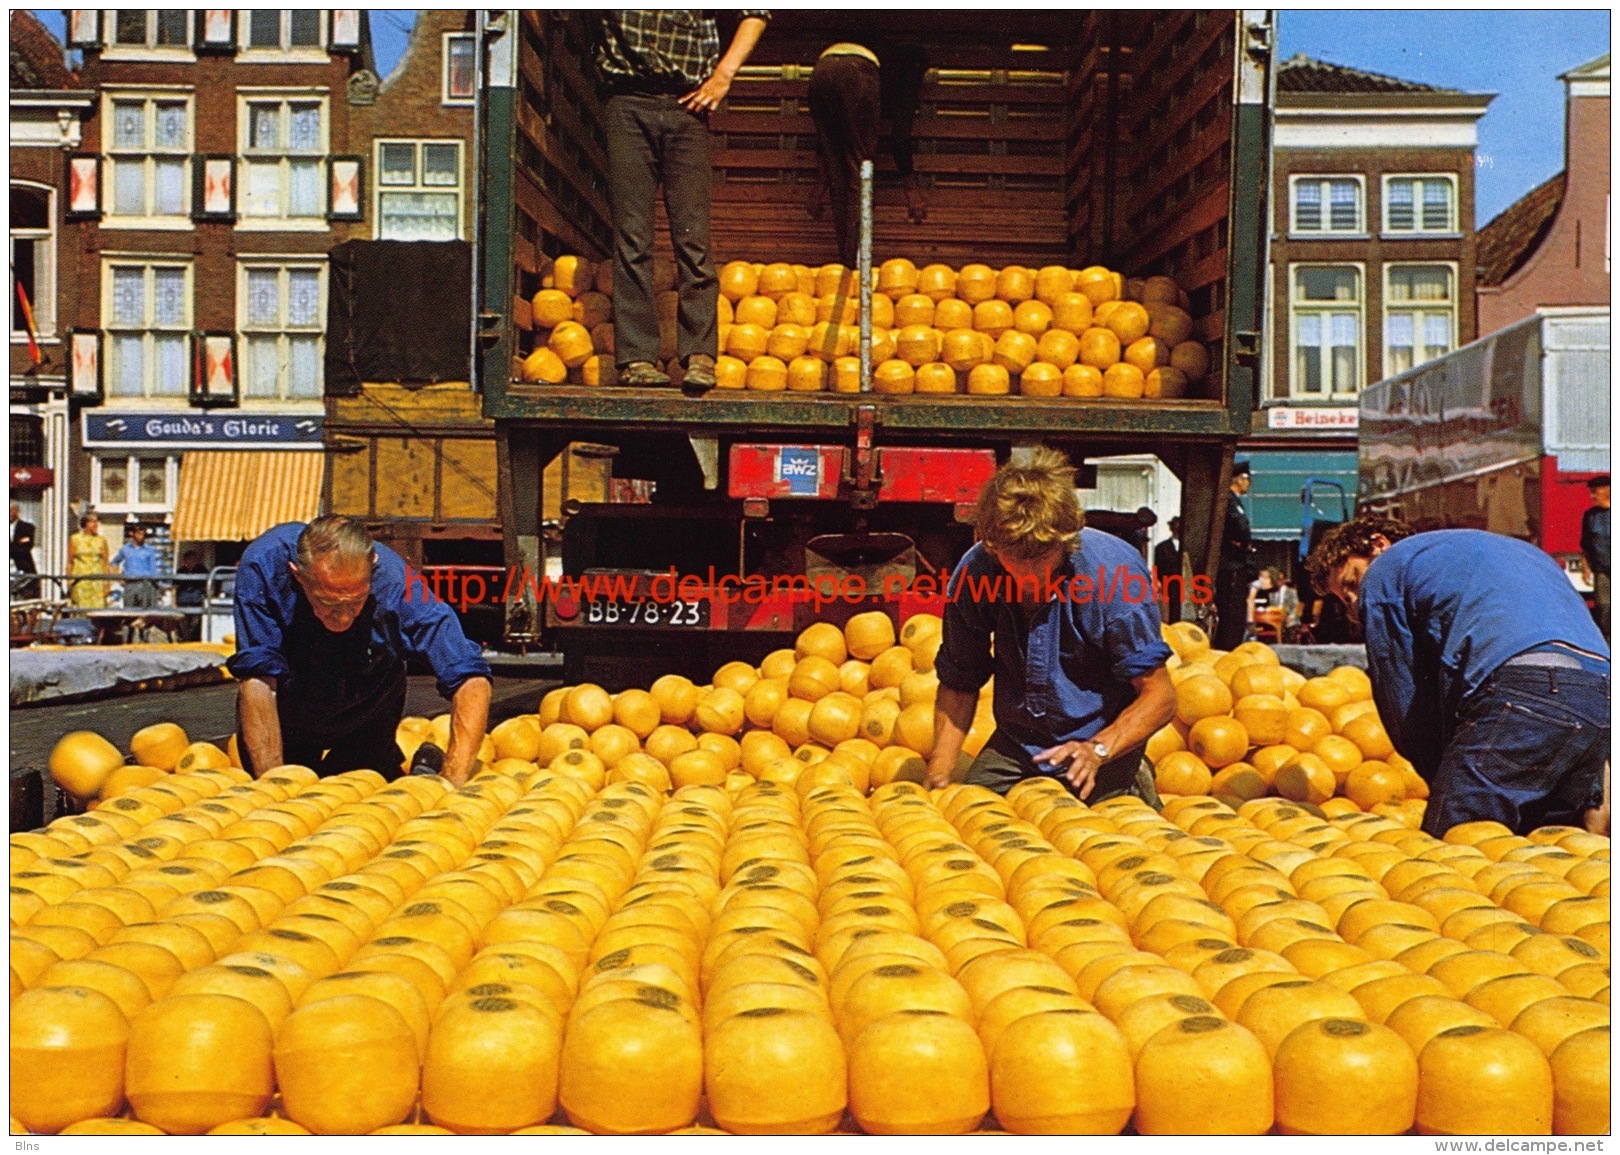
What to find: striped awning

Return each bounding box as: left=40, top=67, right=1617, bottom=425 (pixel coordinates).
left=172, top=451, right=325, bottom=542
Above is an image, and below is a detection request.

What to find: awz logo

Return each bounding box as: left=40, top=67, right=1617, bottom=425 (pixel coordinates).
left=777, top=448, right=821, bottom=494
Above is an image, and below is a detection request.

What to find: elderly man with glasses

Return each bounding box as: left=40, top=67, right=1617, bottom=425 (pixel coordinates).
left=229, top=515, right=491, bottom=783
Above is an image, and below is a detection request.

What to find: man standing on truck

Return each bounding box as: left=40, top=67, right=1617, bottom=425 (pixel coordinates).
left=1580, top=474, right=1609, bottom=640
left=926, top=449, right=1177, bottom=802
left=594, top=11, right=770, bottom=391
left=229, top=516, right=493, bottom=785
left=1306, top=514, right=1610, bottom=838
left=806, top=36, right=930, bottom=264
left=1214, top=459, right=1256, bottom=650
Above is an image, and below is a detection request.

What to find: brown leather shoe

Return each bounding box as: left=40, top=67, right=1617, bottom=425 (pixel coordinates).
left=621, top=360, right=671, bottom=388
left=682, top=354, right=717, bottom=392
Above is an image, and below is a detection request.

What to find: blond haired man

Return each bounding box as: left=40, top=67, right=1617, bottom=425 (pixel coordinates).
left=928, top=449, right=1176, bottom=800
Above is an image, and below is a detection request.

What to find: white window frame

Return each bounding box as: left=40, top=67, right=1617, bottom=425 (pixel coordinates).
left=1383, top=262, right=1459, bottom=378
left=10, top=181, right=57, bottom=343
left=101, top=257, right=193, bottom=402
left=236, top=91, right=329, bottom=231
left=237, top=10, right=328, bottom=62
left=1288, top=174, right=1366, bottom=238
left=1288, top=262, right=1364, bottom=400
left=443, top=32, right=477, bottom=105
left=100, top=9, right=196, bottom=62
left=373, top=139, right=464, bottom=241
left=237, top=259, right=327, bottom=403
left=1382, top=174, right=1459, bottom=237
left=92, top=454, right=180, bottom=516
left=101, top=89, right=194, bottom=230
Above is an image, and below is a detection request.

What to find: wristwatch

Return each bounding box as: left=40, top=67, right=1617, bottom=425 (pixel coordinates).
left=1091, top=741, right=1110, bottom=762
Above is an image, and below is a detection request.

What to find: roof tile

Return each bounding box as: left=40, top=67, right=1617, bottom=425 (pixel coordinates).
left=10, top=10, right=80, bottom=91
left=1476, top=172, right=1566, bottom=287
left=1277, top=53, right=1459, bottom=96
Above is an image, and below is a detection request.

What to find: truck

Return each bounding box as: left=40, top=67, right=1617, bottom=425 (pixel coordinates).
left=1358, top=307, right=1611, bottom=589
left=474, top=11, right=1276, bottom=685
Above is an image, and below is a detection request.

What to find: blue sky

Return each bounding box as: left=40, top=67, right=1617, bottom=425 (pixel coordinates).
left=1279, top=9, right=1611, bottom=226
left=33, top=9, right=1607, bottom=226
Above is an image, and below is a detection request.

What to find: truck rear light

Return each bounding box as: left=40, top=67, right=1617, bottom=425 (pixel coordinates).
left=554, top=594, right=579, bottom=621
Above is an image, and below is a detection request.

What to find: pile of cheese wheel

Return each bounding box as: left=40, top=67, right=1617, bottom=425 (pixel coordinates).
left=9, top=754, right=1609, bottom=1136
left=520, top=255, right=1211, bottom=399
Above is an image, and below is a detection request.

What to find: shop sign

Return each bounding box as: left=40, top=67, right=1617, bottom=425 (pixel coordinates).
left=1267, top=406, right=1360, bottom=430
left=83, top=411, right=324, bottom=449
left=8, top=467, right=54, bottom=490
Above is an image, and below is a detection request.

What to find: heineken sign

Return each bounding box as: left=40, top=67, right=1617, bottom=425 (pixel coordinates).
left=83, top=411, right=324, bottom=449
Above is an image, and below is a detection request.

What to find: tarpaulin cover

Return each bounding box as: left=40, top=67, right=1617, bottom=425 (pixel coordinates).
left=326, top=240, right=473, bottom=394
left=11, top=645, right=230, bottom=706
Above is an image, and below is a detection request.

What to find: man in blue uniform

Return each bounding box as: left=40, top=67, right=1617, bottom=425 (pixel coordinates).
left=1306, top=515, right=1610, bottom=836
left=112, top=522, right=161, bottom=609
left=229, top=516, right=492, bottom=783
left=926, top=449, right=1176, bottom=801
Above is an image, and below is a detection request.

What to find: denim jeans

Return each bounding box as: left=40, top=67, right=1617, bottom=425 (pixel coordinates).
left=602, top=93, right=719, bottom=368
left=1425, top=664, right=1610, bottom=837
left=964, top=730, right=1160, bottom=806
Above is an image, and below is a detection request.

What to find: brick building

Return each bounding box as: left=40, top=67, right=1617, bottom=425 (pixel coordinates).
left=10, top=11, right=93, bottom=586
left=58, top=9, right=374, bottom=570
left=1247, top=54, right=1492, bottom=572
left=1476, top=55, right=1610, bottom=332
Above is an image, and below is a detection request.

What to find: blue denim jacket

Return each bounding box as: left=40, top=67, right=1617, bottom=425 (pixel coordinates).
left=227, top=522, right=490, bottom=700
left=1360, top=529, right=1610, bottom=779
left=936, top=528, right=1173, bottom=761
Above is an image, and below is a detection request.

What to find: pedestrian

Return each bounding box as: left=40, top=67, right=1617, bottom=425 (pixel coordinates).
left=925, top=448, right=1176, bottom=802
left=594, top=10, right=770, bottom=391
left=67, top=512, right=110, bottom=609
left=10, top=502, right=37, bottom=598
left=1580, top=474, right=1609, bottom=640
left=806, top=36, right=929, bottom=265
left=1306, top=514, right=1610, bottom=837
left=1153, top=515, right=1183, bottom=624
left=229, top=516, right=493, bottom=784
left=175, top=549, right=206, bottom=642
left=1213, top=459, right=1256, bottom=650
left=1246, top=565, right=1281, bottom=634
left=112, top=523, right=161, bottom=610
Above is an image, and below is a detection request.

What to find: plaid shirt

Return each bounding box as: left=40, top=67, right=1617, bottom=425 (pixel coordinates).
left=596, top=10, right=770, bottom=92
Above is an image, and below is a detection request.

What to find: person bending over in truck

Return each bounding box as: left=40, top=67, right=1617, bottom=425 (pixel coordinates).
left=806, top=36, right=929, bottom=264
left=229, top=516, right=492, bottom=785
left=926, top=448, right=1177, bottom=801
left=1306, top=514, right=1611, bottom=838
left=594, top=10, right=770, bottom=391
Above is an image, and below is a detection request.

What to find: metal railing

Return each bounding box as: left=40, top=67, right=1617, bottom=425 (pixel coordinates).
left=10, top=567, right=238, bottom=644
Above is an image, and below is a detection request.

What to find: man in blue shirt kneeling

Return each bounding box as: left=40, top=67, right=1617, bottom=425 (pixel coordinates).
left=927, top=448, right=1177, bottom=802
left=228, top=516, right=492, bottom=784
left=1306, top=515, right=1610, bottom=837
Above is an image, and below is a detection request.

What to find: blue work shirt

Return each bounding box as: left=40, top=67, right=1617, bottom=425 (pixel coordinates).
left=1359, top=529, right=1610, bottom=780
left=112, top=541, right=161, bottom=577
left=227, top=522, right=491, bottom=700
left=935, top=528, right=1173, bottom=761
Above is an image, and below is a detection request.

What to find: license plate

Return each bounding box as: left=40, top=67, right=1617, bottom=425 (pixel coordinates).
left=581, top=598, right=710, bottom=628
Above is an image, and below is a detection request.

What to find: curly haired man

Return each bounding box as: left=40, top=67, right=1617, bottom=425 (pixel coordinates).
left=1306, top=515, right=1609, bottom=836
left=927, top=448, right=1176, bottom=801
